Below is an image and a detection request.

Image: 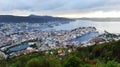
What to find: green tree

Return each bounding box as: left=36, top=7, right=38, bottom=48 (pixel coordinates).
left=64, top=55, right=84, bottom=67
left=26, top=55, right=61, bottom=67
left=105, top=60, right=119, bottom=67
left=26, top=58, right=44, bottom=67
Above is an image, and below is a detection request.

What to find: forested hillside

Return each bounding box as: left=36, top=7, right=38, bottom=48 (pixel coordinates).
left=0, top=40, right=120, bottom=67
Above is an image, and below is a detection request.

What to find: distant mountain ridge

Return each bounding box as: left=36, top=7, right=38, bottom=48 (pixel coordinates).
left=76, top=17, right=120, bottom=21
left=0, top=15, right=74, bottom=23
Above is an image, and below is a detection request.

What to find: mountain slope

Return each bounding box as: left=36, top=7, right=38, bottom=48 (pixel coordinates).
left=0, top=15, right=74, bottom=23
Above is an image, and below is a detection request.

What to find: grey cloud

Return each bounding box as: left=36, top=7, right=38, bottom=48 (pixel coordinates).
left=0, top=0, right=120, bottom=14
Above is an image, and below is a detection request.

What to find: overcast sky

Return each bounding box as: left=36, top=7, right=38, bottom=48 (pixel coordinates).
left=0, top=0, right=120, bottom=18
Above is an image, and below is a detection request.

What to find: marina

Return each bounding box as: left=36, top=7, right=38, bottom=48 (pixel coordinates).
left=70, top=32, right=99, bottom=42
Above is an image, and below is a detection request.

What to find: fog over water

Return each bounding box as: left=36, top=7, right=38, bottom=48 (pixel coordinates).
left=51, top=20, right=120, bottom=34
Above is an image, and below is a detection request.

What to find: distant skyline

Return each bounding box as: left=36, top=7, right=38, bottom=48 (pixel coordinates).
left=0, top=0, right=120, bottom=18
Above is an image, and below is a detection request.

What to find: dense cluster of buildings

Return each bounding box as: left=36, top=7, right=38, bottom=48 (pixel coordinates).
left=0, top=22, right=119, bottom=59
